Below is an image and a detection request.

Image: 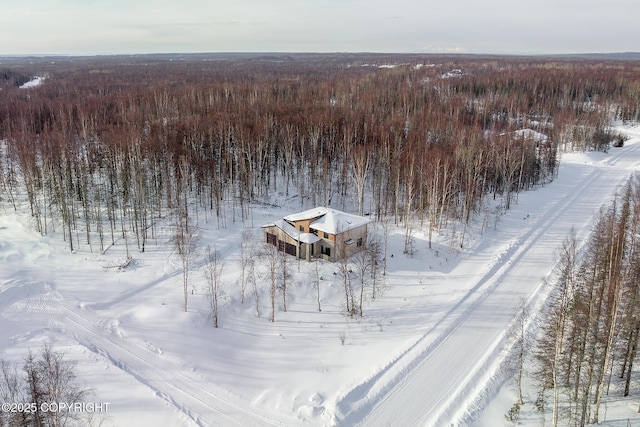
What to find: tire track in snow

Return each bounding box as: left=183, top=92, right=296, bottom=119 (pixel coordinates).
left=346, top=135, right=640, bottom=426
left=59, top=304, right=292, bottom=427
left=336, top=165, right=605, bottom=426
left=451, top=140, right=640, bottom=425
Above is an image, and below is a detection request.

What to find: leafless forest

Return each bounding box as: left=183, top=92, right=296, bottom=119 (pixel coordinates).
left=2, top=54, right=638, bottom=255
left=2, top=54, right=640, bottom=425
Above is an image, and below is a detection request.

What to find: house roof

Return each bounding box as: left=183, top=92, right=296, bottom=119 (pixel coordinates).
left=283, top=207, right=328, bottom=222
left=282, top=206, right=371, bottom=235
left=309, top=208, right=370, bottom=235
left=262, top=219, right=322, bottom=244
left=268, top=207, right=371, bottom=236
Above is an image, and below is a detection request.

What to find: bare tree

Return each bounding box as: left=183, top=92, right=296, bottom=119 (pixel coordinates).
left=314, top=259, right=322, bottom=312
left=402, top=160, right=416, bottom=255
left=351, top=145, right=371, bottom=216
left=338, top=257, right=356, bottom=316
left=23, top=350, right=46, bottom=427
left=1, top=345, right=94, bottom=427
left=204, top=245, right=224, bottom=328
left=353, top=251, right=369, bottom=317
left=0, top=359, right=30, bottom=427
left=249, top=255, right=260, bottom=318
left=238, top=230, right=251, bottom=303
left=619, top=182, right=640, bottom=397
left=513, top=297, right=529, bottom=406
left=37, top=344, right=91, bottom=427
left=532, top=191, right=640, bottom=426
left=279, top=250, right=290, bottom=312
left=378, top=217, right=392, bottom=276
left=367, top=235, right=383, bottom=300
left=266, top=245, right=278, bottom=322
left=175, top=206, right=197, bottom=313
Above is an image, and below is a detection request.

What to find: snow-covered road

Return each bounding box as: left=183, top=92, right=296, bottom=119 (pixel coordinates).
left=337, top=130, right=640, bottom=426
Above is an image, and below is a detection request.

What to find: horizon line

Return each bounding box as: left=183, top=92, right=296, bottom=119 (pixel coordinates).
left=2, top=51, right=640, bottom=58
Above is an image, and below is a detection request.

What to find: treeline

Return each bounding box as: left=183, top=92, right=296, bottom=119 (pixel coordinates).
left=0, top=55, right=638, bottom=253
left=535, top=177, right=640, bottom=426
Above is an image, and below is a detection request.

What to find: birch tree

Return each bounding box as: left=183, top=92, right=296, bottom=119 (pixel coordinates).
left=204, top=245, right=224, bottom=328
left=175, top=204, right=196, bottom=313
left=351, top=145, right=371, bottom=216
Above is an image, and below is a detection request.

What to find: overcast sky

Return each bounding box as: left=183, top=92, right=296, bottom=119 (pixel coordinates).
left=1, top=0, right=638, bottom=55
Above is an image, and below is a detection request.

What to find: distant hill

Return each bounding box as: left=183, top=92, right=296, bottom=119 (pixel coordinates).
left=549, top=52, right=640, bottom=60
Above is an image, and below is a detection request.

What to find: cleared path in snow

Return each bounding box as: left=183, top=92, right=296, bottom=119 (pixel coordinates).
left=338, top=134, right=640, bottom=426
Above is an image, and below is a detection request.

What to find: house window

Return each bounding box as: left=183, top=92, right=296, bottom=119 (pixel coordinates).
left=323, top=232, right=329, bottom=238
left=299, top=225, right=304, bottom=232
left=266, top=232, right=277, bottom=246
left=357, top=238, right=363, bottom=247
left=323, top=247, right=331, bottom=257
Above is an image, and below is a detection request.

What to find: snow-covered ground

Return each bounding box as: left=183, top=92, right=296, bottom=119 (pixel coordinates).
left=1, top=124, right=640, bottom=426
left=18, top=76, right=45, bottom=89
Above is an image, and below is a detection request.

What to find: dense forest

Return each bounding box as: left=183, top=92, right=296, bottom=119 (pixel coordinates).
left=0, top=54, right=638, bottom=256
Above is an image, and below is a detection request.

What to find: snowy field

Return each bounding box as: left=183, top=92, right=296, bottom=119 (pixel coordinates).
left=2, top=124, right=640, bottom=426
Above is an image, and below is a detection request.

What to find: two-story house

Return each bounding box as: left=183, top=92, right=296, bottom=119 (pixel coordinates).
left=262, top=207, right=370, bottom=262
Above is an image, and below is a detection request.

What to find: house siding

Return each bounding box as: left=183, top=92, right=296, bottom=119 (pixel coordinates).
left=289, top=218, right=316, bottom=233
left=335, top=224, right=368, bottom=261
left=264, top=225, right=300, bottom=254
left=318, top=239, right=335, bottom=262
left=263, top=224, right=315, bottom=261
left=313, top=225, right=367, bottom=262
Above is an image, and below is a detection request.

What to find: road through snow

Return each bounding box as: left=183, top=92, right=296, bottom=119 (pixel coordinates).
left=338, top=134, right=640, bottom=426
